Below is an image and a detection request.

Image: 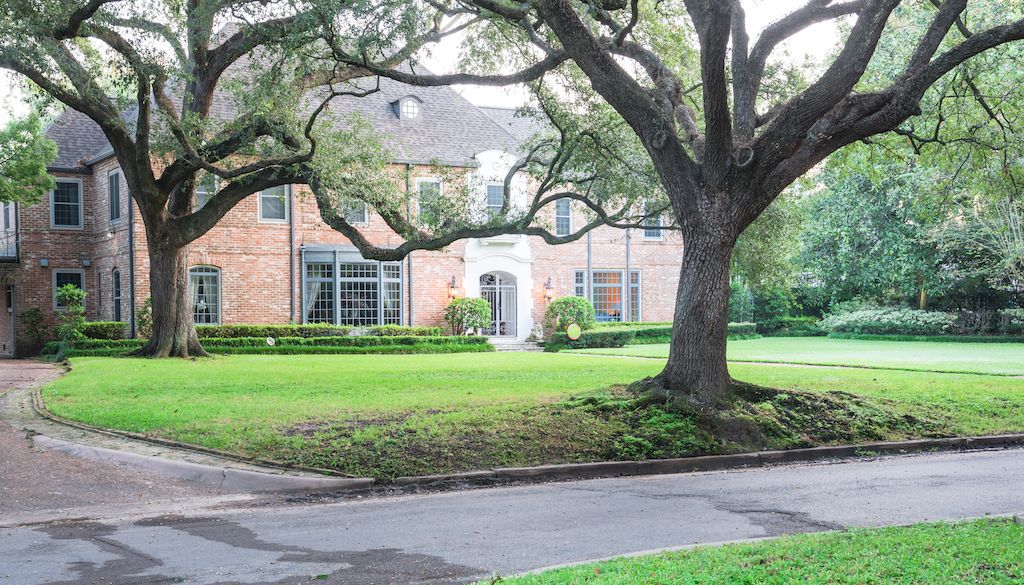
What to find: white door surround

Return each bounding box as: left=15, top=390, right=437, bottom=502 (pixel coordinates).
left=464, top=237, right=533, bottom=342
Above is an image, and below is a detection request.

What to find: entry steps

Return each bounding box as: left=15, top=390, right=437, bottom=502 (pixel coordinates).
left=489, top=339, right=545, bottom=352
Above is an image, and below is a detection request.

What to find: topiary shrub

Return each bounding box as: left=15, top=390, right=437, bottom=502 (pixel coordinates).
left=444, top=297, right=491, bottom=335
left=545, top=296, right=596, bottom=334
left=55, top=284, right=86, bottom=356
left=82, top=321, right=129, bottom=340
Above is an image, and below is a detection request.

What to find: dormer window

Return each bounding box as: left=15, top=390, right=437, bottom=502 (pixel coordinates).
left=393, top=96, right=423, bottom=120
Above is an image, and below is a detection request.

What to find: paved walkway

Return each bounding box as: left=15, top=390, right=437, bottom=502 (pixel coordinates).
left=2, top=447, right=1023, bottom=584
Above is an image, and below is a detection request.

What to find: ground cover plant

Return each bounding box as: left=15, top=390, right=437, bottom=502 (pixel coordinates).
left=570, top=337, right=1024, bottom=376
left=486, top=519, right=1024, bottom=585
left=43, top=346, right=1024, bottom=480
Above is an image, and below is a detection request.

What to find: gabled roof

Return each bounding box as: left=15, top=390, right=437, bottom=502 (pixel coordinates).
left=45, top=67, right=532, bottom=172
left=479, top=107, right=545, bottom=143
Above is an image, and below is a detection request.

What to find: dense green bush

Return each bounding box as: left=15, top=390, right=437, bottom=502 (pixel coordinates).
left=545, top=296, right=596, bottom=333
left=827, top=333, right=1024, bottom=343
left=544, top=329, right=635, bottom=351
left=195, top=324, right=353, bottom=338
left=18, top=308, right=48, bottom=347
left=444, top=297, right=492, bottom=334
left=44, top=335, right=490, bottom=356
left=758, top=316, right=823, bottom=336
left=136, top=297, right=153, bottom=338
left=591, top=322, right=758, bottom=345
left=55, top=285, right=86, bottom=352
left=368, top=325, right=442, bottom=336
left=997, top=309, right=1024, bottom=335
left=819, top=308, right=957, bottom=335
left=82, top=321, right=129, bottom=340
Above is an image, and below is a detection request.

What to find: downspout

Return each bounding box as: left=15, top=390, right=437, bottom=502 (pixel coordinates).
left=289, top=184, right=296, bottom=322
left=406, top=164, right=414, bottom=326
left=586, top=231, right=593, bottom=302
left=127, top=195, right=137, bottom=338
left=625, top=228, right=632, bottom=322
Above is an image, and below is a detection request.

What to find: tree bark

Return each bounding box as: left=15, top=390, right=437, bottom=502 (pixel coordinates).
left=656, top=210, right=736, bottom=410
left=136, top=239, right=207, bottom=358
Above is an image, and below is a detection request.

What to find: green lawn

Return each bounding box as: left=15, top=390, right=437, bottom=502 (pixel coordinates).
left=570, top=337, right=1024, bottom=376
left=488, top=519, right=1024, bottom=584
left=44, top=348, right=1024, bottom=479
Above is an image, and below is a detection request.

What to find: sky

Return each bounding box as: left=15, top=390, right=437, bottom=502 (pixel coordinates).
left=0, top=1, right=841, bottom=124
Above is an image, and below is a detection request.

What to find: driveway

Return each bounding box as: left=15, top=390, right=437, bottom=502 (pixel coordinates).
left=0, top=361, right=225, bottom=525
left=2, top=447, right=1023, bottom=584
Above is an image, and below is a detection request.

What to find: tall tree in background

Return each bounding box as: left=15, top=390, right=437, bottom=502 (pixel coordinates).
left=0, top=113, right=56, bottom=204
left=324, top=0, right=1024, bottom=407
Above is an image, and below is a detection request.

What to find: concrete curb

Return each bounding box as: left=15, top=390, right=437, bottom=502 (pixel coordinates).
left=393, top=434, right=1024, bottom=487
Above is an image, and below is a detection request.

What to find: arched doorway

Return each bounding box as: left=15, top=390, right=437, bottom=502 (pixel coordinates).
left=479, top=272, right=517, bottom=337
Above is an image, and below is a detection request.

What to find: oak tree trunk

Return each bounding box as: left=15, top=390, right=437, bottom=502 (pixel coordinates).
left=136, top=240, right=207, bottom=358
left=656, top=209, right=737, bottom=410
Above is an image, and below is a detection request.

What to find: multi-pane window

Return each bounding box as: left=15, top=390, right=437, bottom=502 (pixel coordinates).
left=53, top=270, right=84, bottom=309
left=304, top=263, right=334, bottom=323
left=555, top=198, right=571, bottom=236
left=574, top=269, right=641, bottom=322
left=417, top=179, right=442, bottom=226
left=259, top=185, right=289, bottom=222
left=2, top=201, right=12, bottom=231
left=642, top=204, right=663, bottom=239
left=108, top=171, right=122, bottom=222
left=189, top=266, right=220, bottom=324
left=1, top=201, right=13, bottom=258
left=112, top=269, right=122, bottom=322
left=195, top=173, right=216, bottom=209
left=486, top=184, right=505, bottom=219
left=51, top=180, right=83, bottom=228
left=302, top=258, right=402, bottom=326
left=400, top=99, right=419, bottom=119
left=340, top=199, right=368, bottom=224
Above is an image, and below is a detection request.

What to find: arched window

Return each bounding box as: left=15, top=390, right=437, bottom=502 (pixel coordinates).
left=189, top=266, right=221, bottom=325
left=400, top=99, right=419, bottom=119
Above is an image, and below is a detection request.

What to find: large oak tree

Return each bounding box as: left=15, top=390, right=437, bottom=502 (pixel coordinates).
left=325, top=0, right=1024, bottom=408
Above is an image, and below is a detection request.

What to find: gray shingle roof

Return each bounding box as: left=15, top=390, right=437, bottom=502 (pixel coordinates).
left=45, top=72, right=529, bottom=171
left=479, top=107, right=545, bottom=143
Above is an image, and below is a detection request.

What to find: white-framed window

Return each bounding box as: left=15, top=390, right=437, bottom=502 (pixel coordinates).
left=555, top=197, right=572, bottom=236
left=51, top=179, right=83, bottom=229
left=340, top=199, right=369, bottom=225
left=195, top=172, right=216, bottom=209
left=400, top=99, right=420, bottom=119
left=108, top=170, right=122, bottom=223
left=642, top=204, right=663, bottom=240
left=189, top=266, right=221, bottom=324
left=2, top=200, right=12, bottom=231
left=573, top=269, right=641, bottom=322
left=52, top=269, right=85, bottom=310
left=485, top=183, right=505, bottom=219
left=258, top=185, right=289, bottom=222
left=112, top=268, right=123, bottom=322
left=416, top=178, right=442, bottom=226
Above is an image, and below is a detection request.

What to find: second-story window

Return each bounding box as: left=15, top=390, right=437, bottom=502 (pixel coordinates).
left=108, top=171, right=122, bottom=223
left=642, top=204, right=663, bottom=240
left=486, top=183, right=505, bottom=220
left=417, top=179, right=442, bottom=226
left=195, top=173, right=216, bottom=209
left=555, top=198, right=572, bottom=236
left=51, top=180, right=83, bottom=229
left=259, top=185, right=289, bottom=222
left=340, top=199, right=368, bottom=225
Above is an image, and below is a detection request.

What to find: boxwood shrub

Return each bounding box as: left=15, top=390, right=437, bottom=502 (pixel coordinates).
left=368, top=325, right=442, bottom=337
left=82, top=321, right=129, bottom=340
left=544, top=329, right=635, bottom=352
left=195, top=324, right=353, bottom=338
left=44, top=335, right=489, bottom=356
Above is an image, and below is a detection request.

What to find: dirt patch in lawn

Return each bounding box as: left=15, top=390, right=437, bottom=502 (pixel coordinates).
left=265, top=384, right=955, bottom=481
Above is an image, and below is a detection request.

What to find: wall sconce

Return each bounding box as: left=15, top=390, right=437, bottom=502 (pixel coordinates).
left=81, top=259, right=91, bottom=267
left=544, top=276, right=554, bottom=301
left=448, top=275, right=461, bottom=298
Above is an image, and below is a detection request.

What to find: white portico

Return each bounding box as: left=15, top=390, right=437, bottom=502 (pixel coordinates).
left=462, top=149, right=535, bottom=341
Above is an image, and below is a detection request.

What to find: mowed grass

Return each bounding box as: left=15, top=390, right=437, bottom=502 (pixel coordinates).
left=570, top=337, right=1024, bottom=376
left=490, top=519, right=1024, bottom=585
left=44, top=347, right=1024, bottom=478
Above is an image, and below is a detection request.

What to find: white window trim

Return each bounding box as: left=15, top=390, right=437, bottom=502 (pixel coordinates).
left=108, top=170, right=124, bottom=224
left=485, top=182, right=506, bottom=218
left=195, top=174, right=217, bottom=209
left=189, top=265, right=222, bottom=325
left=52, top=269, right=86, bottom=311
left=258, top=184, right=290, bottom=224
left=642, top=215, right=664, bottom=240
left=415, top=177, right=442, bottom=224
left=50, top=178, right=84, bottom=230
left=400, top=98, right=420, bottom=120
left=555, top=198, right=573, bottom=236
left=342, top=201, right=370, bottom=226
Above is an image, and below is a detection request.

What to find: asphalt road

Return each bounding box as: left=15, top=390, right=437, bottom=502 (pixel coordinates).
left=3, top=447, right=1023, bottom=584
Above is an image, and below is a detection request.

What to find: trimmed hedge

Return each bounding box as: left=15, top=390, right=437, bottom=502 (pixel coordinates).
left=819, top=308, right=957, bottom=336
left=758, top=316, right=823, bottom=337
left=82, top=321, right=129, bottom=340
left=827, top=333, right=1024, bottom=343
left=579, top=322, right=758, bottom=346
left=44, top=335, right=489, bottom=356
left=367, top=325, right=442, bottom=337
left=58, top=343, right=493, bottom=358
left=195, top=324, right=353, bottom=338
left=544, top=329, right=636, bottom=352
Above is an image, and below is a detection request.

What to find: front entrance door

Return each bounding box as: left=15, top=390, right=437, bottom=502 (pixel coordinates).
left=479, top=272, right=517, bottom=337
